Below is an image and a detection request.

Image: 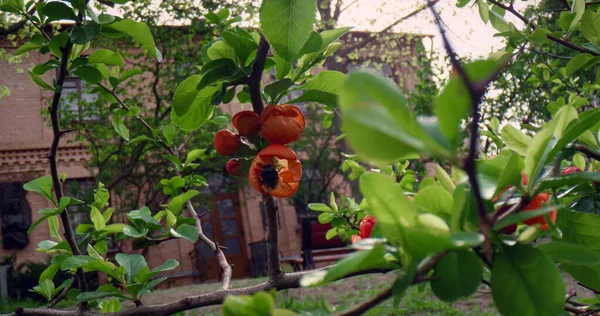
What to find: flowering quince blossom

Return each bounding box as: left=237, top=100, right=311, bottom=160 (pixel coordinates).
left=249, top=144, right=302, bottom=198
left=352, top=215, right=377, bottom=244
left=260, top=104, right=305, bottom=145
left=233, top=111, right=261, bottom=136
left=214, top=129, right=241, bottom=156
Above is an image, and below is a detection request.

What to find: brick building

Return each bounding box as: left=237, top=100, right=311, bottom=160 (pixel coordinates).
left=0, top=29, right=428, bottom=287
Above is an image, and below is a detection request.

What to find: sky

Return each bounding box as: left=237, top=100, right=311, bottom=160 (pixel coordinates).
left=108, top=0, right=537, bottom=60
left=335, top=0, right=533, bottom=59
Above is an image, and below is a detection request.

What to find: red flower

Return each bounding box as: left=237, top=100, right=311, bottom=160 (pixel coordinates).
left=226, top=159, right=241, bottom=176
left=233, top=111, right=261, bottom=137
left=359, top=215, right=377, bottom=238
left=522, top=193, right=557, bottom=231
left=249, top=144, right=302, bottom=198
left=214, top=130, right=240, bottom=156
left=562, top=166, right=582, bottom=175
left=351, top=235, right=362, bottom=244
left=260, top=104, right=305, bottom=145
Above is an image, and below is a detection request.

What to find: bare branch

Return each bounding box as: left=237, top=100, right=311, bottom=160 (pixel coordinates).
left=263, top=194, right=283, bottom=282
left=337, top=0, right=439, bottom=57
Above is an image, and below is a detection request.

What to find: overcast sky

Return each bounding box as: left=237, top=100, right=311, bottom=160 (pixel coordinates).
left=109, top=0, right=535, bottom=63
left=336, top=0, right=532, bottom=59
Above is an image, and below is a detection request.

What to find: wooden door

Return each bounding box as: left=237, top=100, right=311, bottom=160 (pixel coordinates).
left=193, top=193, right=249, bottom=281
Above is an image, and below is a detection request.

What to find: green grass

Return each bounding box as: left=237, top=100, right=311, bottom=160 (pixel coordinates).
left=1, top=275, right=498, bottom=315
left=0, top=299, right=43, bottom=314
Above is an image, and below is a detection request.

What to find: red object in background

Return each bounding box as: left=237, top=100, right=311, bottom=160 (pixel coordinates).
left=311, top=222, right=345, bottom=249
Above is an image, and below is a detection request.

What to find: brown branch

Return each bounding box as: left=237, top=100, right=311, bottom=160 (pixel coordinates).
left=47, top=40, right=89, bottom=303
left=429, top=1, right=495, bottom=262
left=10, top=267, right=394, bottom=316
left=575, top=144, right=600, bottom=161
left=263, top=194, right=283, bottom=282
left=337, top=0, right=439, bottom=57
left=248, top=35, right=270, bottom=115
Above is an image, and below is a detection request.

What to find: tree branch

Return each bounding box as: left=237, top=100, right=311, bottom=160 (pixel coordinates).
left=248, top=35, right=270, bottom=115
left=47, top=40, right=89, bottom=303
left=337, top=0, right=439, bottom=57
left=263, top=194, right=283, bottom=282
left=575, top=144, right=600, bottom=161
left=9, top=268, right=394, bottom=316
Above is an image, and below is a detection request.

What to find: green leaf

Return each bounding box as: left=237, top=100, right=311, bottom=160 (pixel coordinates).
left=111, top=111, right=130, bottom=141
left=413, top=186, right=454, bottom=221
left=168, top=190, right=200, bottom=212
left=570, top=0, right=586, bottom=32
left=172, top=81, right=220, bottom=131
left=491, top=243, right=565, bottom=316
left=100, top=298, right=121, bottom=313
left=71, top=23, right=101, bottom=44
left=288, top=90, right=337, bottom=107
left=556, top=210, right=600, bottom=289
left=115, top=253, right=147, bottom=284
left=104, top=19, right=161, bottom=61
left=172, top=75, right=201, bottom=116
left=340, top=72, right=440, bottom=164
left=122, top=225, right=147, bottom=238
left=88, top=49, right=124, bottom=67
left=185, top=149, right=207, bottom=164
left=524, top=127, right=555, bottom=192
left=171, top=224, right=199, bottom=243
left=296, top=70, right=346, bottom=94
left=538, top=172, right=600, bottom=190
left=73, top=66, right=103, bottom=84
left=477, top=0, right=489, bottom=24
left=494, top=205, right=560, bottom=231
left=43, top=1, right=77, bottom=22
left=0, top=0, right=23, bottom=12
left=566, top=54, right=595, bottom=77
left=127, top=207, right=161, bottom=228
left=549, top=108, right=600, bottom=160
left=581, top=10, right=600, bottom=47
left=61, top=255, right=95, bottom=270
left=435, top=59, right=498, bottom=146
left=359, top=173, right=417, bottom=246
left=308, top=203, right=333, bottom=212
left=222, top=30, right=258, bottom=65
left=501, top=125, right=532, bottom=156
left=537, top=241, right=600, bottom=265
left=24, top=176, right=54, bottom=204
left=259, top=0, right=317, bottom=61
left=29, top=71, right=55, bottom=91
left=264, top=79, right=293, bottom=103
left=103, top=223, right=126, bottom=234
left=431, top=249, right=482, bottom=302
left=300, top=245, right=397, bottom=287
left=15, top=42, right=44, bottom=55
left=198, top=59, right=239, bottom=90
left=90, top=207, right=105, bottom=231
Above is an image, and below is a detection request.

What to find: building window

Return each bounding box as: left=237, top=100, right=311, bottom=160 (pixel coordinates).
left=60, top=77, right=98, bottom=120
left=63, top=178, right=95, bottom=233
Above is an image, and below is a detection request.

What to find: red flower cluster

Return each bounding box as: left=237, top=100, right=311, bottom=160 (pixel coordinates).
left=351, top=215, right=377, bottom=244
left=214, top=104, right=305, bottom=198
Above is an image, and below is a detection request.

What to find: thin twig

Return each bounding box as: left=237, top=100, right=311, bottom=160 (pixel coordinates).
left=575, top=144, right=600, bottom=161
left=429, top=1, right=494, bottom=262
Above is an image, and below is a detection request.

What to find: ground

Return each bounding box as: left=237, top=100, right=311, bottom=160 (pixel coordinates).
left=142, top=274, right=499, bottom=315
left=1, top=272, right=592, bottom=315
